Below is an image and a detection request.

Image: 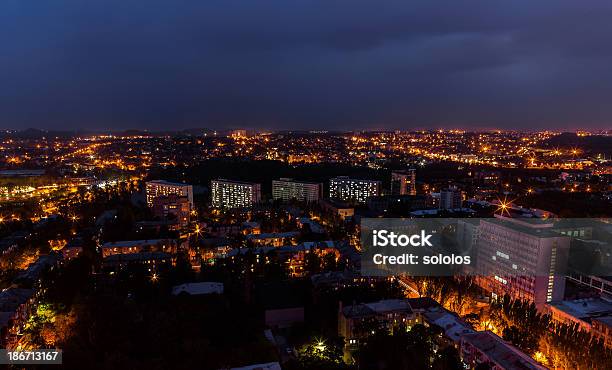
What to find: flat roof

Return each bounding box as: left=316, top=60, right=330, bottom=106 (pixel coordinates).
left=212, top=179, right=260, bottom=185
left=549, top=298, right=612, bottom=321
left=147, top=180, right=191, bottom=187
left=103, top=252, right=171, bottom=262
left=246, top=232, right=299, bottom=240
left=230, top=362, right=281, bottom=370
left=101, top=239, right=171, bottom=248
left=424, top=310, right=474, bottom=342
left=462, top=331, right=546, bottom=370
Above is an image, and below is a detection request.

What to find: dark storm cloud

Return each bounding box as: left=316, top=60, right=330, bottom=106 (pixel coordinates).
left=1, top=0, right=611, bottom=131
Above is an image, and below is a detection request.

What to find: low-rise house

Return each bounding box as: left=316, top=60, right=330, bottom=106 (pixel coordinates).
left=100, top=239, right=177, bottom=258
left=102, top=251, right=173, bottom=270
left=246, top=232, right=300, bottom=247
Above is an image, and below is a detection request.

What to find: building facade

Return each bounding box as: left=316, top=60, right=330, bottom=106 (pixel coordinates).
left=391, top=169, right=416, bottom=195
left=439, top=188, right=463, bottom=209
left=461, top=331, right=547, bottom=370
left=272, top=178, right=322, bottom=203
left=329, top=176, right=381, bottom=204
left=475, top=218, right=570, bottom=306
left=145, top=180, right=193, bottom=209
left=152, top=194, right=190, bottom=227
left=211, top=179, right=261, bottom=209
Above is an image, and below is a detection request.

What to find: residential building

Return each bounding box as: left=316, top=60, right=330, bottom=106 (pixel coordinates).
left=545, top=298, right=612, bottom=340
left=460, top=331, right=547, bottom=370
left=475, top=218, right=570, bottom=306
left=146, top=180, right=193, bottom=209
left=339, top=299, right=418, bottom=349
left=439, top=187, right=463, bottom=209
left=320, top=199, right=354, bottom=220
left=423, top=308, right=475, bottom=346
left=230, top=362, right=281, bottom=370
left=391, top=169, right=416, bottom=195
left=102, top=252, right=173, bottom=270
left=272, top=178, right=322, bottom=202
left=366, top=194, right=426, bottom=214
left=211, top=179, right=261, bottom=209
left=592, top=316, right=612, bottom=349
left=152, top=194, right=190, bottom=227
left=245, top=231, right=300, bottom=247
left=100, top=239, right=177, bottom=258
left=0, top=288, right=35, bottom=349
left=171, top=282, right=224, bottom=296
left=329, top=176, right=381, bottom=204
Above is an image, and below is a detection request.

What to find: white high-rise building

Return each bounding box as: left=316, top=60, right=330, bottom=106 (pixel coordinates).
left=146, top=180, right=193, bottom=209
left=272, top=178, right=321, bottom=203
left=475, top=217, right=570, bottom=306
left=211, top=179, right=261, bottom=209
left=329, top=176, right=381, bottom=204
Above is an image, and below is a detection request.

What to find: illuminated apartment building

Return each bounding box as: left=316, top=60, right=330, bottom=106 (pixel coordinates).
left=329, top=176, right=381, bottom=204
left=146, top=180, right=193, bottom=209
left=272, top=178, right=322, bottom=203
left=391, top=169, right=416, bottom=195
left=152, top=194, right=190, bottom=227
left=100, top=239, right=178, bottom=258
left=211, top=179, right=261, bottom=209
left=475, top=217, right=570, bottom=306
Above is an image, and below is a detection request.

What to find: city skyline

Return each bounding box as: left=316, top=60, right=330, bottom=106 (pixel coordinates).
left=2, top=1, right=612, bottom=131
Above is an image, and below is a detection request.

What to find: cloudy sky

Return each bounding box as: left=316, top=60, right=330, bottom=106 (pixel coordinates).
left=1, top=1, right=612, bottom=131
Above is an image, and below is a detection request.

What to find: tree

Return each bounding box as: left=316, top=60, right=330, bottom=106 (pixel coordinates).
left=432, top=346, right=462, bottom=370
left=296, top=338, right=348, bottom=370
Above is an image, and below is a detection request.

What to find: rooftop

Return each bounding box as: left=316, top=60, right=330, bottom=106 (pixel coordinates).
left=549, top=298, right=612, bottom=322
left=462, top=331, right=547, bottom=370
left=147, top=180, right=191, bottom=187
left=343, top=299, right=413, bottom=318
left=172, top=282, right=223, bottom=296
left=424, top=309, right=474, bottom=342
left=101, top=239, right=172, bottom=248
left=0, top=288, right=35, bottom=312
left=229, top=362, right=282, bottom=370
left=103, top=252, right=171, bottom=262
left=246, top=232, right=299, bottom=240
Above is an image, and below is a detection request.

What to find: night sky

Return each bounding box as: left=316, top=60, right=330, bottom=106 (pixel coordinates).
left=1, top=1, right=612, bottom=131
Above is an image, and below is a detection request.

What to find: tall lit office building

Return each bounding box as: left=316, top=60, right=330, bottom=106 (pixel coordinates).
left=439, top=187, right=463, bottom=209
left=329, top=176, right=381, bottom=204
left=146, top=180, right=193, bottom=209
left=211, top=179, right=261, bottom=209
left=475, top=217, right=570, bottom=306
left=391, top=169, right=416, bottom=195
left=272, top=178, right=322, bottom=203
